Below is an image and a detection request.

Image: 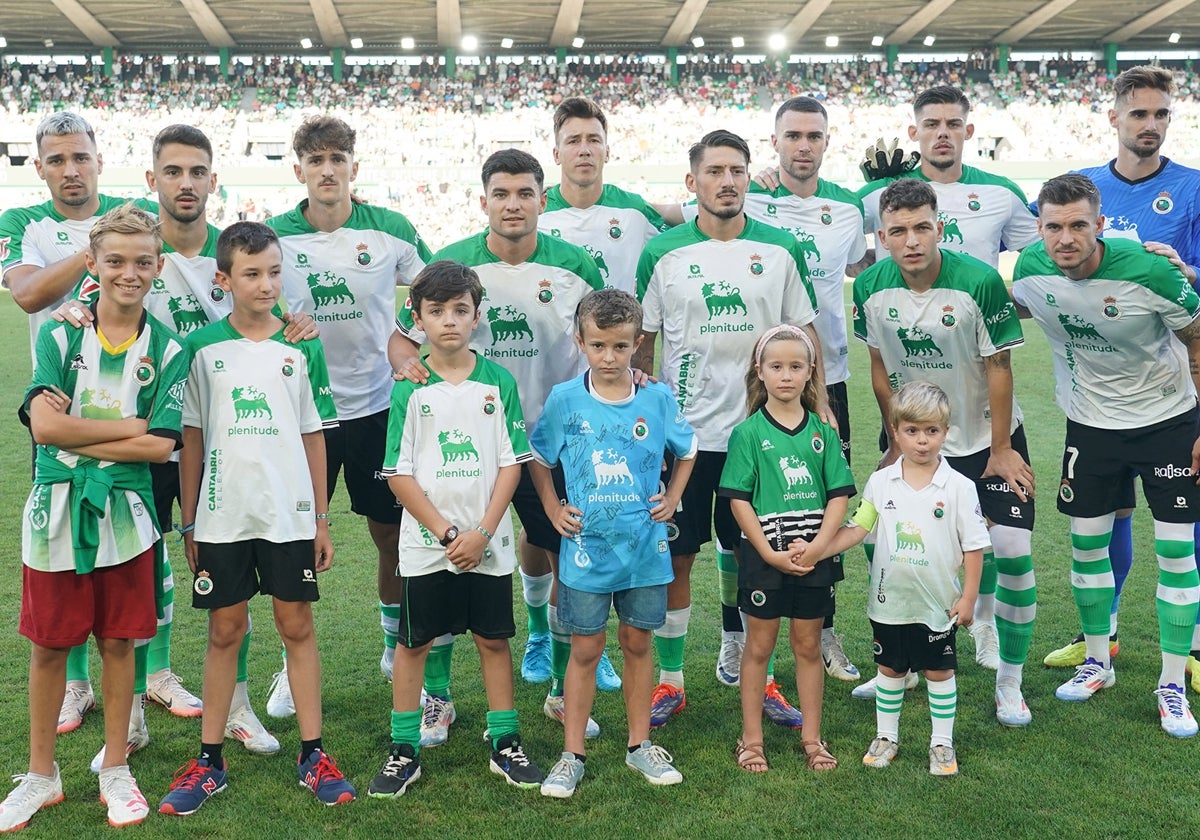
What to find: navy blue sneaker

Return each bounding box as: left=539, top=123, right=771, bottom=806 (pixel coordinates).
left=368, top=745, right=421, bottom=798
left=158, top=758, right=227, bottom=816
left=489, top=734, right=543, bottom=788
left=298, top=749, right=356, bottom=805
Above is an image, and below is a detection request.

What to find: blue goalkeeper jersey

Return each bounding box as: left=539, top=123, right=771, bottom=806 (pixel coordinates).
left=1076, top=158, right=1200, bottom=285
left=530, top=373, right=697, bottom=594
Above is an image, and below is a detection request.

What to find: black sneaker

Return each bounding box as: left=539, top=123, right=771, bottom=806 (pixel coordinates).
left=488, top=733, right=543, bottom=788
left=368, top=745, right=421, bottom=798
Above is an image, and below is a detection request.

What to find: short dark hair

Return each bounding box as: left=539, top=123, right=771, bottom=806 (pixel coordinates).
left=481, top=148, right=544, bottom=190
left=153, top=124, right=213, bottom=163
left=216, top=221, right=280, bottom=275
left=292, top=115, right=356, bottom=159
left=914, top=84, right=970, bottom=115
left=775, top=96, right=827, bottom=126
left=409, top=260, right=483, bottom=313
left=1037, top=173, right=1101, bottom=214
left=574, top=288, right=642, bottom=336
left=554, top=97, right=608, bottom=138
left=1113, top=65, right=1174, bottom=105
left=878, top=178, right=938, bottom=217
left=688, top=129, right=751, bottom=169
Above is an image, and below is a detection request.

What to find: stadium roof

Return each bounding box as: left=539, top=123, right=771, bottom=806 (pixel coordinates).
left=1, top=0, right=1197, bottom=56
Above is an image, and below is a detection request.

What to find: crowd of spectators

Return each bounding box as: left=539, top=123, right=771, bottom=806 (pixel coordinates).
left=3, top=52, right=1199, bottom=243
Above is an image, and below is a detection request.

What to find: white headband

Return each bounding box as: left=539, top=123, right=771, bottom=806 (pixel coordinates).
left=755, top=324, right=815, bottom=366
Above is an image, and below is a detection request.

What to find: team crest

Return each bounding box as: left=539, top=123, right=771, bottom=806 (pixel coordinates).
left=1154, top=192, right=1174, bottom=214
left=811, top=435, right=824, bottom=453
left=967, top=192, right=981, bottom=212
left=1059, top=481, right=1075, bottom=503
left=209, top=285, right=225, bottom=303
left=134, top=356, right=156, bottom=386
left=483, top=394, right=497, bottom=416
left=750, top=590, right=767, bottom=607
left=282, top=357, right=295, bottom=377
left=933, top=501, right=945, bottom=519
left=941, top=305, right=956, bottom=328
left=0, top=236, right=10, bottom=261
left=608, top=217, right=623, bottom=240
left=666, top=521, right=680, bottom=541
left=632, top=417, right=649, bottom=440
left=537, top=279, right=554, bottom=304
left=1102, top=296, right=1120, bottom=320
left=194, top=571, right=213, bottom=596
left=356, top=242, right=372, bottom=266
left=749, top=253, right=764, bottom=276
left=820, top=205, right=833, bottom=225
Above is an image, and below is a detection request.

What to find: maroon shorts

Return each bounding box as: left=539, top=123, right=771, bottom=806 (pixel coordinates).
left=20, top=546, right=158, bottom=648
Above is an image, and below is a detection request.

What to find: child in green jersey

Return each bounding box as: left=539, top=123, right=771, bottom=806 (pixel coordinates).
left=718, top=324, right=856, bottom=773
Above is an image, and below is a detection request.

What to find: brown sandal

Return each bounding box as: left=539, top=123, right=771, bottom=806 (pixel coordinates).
left=735, top=738, right=769, bottom=773
left=802, top=740, right=838, bottom=771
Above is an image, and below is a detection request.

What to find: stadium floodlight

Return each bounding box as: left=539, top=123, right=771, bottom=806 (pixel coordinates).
left=692, top=37, right=704, bottom=48
left=501, top=37, right=514, bottom=48
left=350, top=37, right=363, bottom=49
left=768, top=33, right=786, bottom=51
left=871, top=35, right=884, bottom=47
left=572, top=36, right=585, bottom=48
left=461, top=35, right=478, bottom=51
left=923, top=35, right=936, bottom=46
left=1169, top=32, right=1181, bottom=44
left=401, top=37, right=415, bottom=50
left=0, top=37, right=6, bottom=49
left=825, top=36, right=839, bottom=48
left=44, top=38, right=54, bottom=48
left=731, top=36, right=745, bottom=48
left=300, top=37, right=313, bottom=49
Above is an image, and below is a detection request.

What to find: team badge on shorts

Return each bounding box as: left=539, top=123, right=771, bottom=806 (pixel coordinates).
left=872, top=640, right=883, bottom=655
left=194, top=572, right=213, bottom=596
left=134, top=356, right=156, bottom=386
left=633, top=417, right=649, bottom=440
left=749, top=254, right=764, bottom=276
left=665, top=521, right=680, bottom=541
left=537, top=279, right=554, bottom=304
left=811, top=435, right=824, bottom=453
left=608, top=218, right=623, bottom=240
left=1154, top=192, right=1174, bottom=214
left=1059, top=480, right=1075, bottom=503
left=751, top=590, right=767, bottom=607
left=483, top=394, right=497, bottom=415
left=1102, top=296, right=1120, bottom=319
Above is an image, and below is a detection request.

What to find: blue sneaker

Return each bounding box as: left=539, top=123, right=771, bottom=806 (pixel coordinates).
left=649, top=684, right=686, bottom=729
left=521, top=632, right=552, bottom=683
left=596, top=648, right=622, bottom=692
left=763, top=679, right=803, bottom=729
left=298, top=749, right=356, bottom=806
left=158, top=758, right=227, bottom=816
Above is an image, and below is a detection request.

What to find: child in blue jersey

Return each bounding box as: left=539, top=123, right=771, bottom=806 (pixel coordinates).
left=719, top=325, right=856, bottom=773
left=531, top=289, right=697, bottom=798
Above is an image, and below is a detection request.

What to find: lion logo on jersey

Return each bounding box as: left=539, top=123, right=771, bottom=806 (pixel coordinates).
left=896, top=521, right=925, bottom=551
left=307, top=272, right=355, bottom=309
left=79, top=388, right=125, bottom=421
left=897, top=326, right=943, bottom=357
left=779, top=455, right=813, bottom=488
left=591, top=449, right=634, bottom=486
left=939, top=214, right=963, bottom=244
left=438, top=429, right=479, bottom=464
left=231, top=387, right=272, bottom=421
left=701, top=282, right=747, bottom=318
left=168, top=294, right=208, bottom=334
left=487, top=306, right=533, bottom=343
left=582, top=244, right=610, bottom=279
left=1057, top=313, right=1105, bottom=342
left=794, top=231, right=822, bottom=267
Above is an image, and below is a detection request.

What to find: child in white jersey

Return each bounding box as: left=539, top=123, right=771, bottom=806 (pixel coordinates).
left=820, top=381, right=988, bottom=776
left=160, top=221, right=354, bottom=816
left=719, top=325, right=856, bottom=773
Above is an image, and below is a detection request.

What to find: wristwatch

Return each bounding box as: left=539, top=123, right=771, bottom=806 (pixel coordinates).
left=440, top=525, right=460, bottom=546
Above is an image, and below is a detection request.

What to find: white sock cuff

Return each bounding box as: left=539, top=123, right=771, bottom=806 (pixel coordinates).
left=520, top=571, right=554, bottom=608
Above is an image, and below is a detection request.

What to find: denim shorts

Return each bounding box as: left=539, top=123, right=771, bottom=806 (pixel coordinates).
left=557, top=580, right=667, bottom=635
